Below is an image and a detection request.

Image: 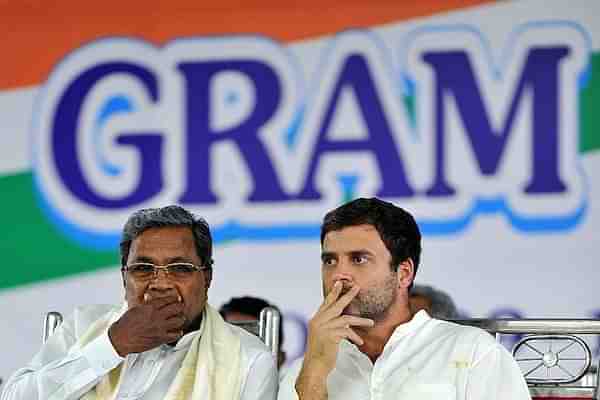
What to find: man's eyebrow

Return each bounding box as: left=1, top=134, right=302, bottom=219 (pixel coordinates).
left=167, top=256, right=195, bottom=264
left=348, top=249, right=374, bottom=256
left=130, top=256, right=194, bottom=264
left=321, top=251, right=336, bottom=261
left=131, top=256, right=154, bottom=264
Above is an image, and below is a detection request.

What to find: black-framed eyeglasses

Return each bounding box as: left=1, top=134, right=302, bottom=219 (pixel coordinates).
left=122, top=262, right=208, bottom=281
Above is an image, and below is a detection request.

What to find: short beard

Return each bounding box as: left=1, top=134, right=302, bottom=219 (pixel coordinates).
left=349, top=272, right=398, bottom=321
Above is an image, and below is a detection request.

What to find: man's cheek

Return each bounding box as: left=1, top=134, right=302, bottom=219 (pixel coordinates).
left=124, top=283, right=143, bottom=306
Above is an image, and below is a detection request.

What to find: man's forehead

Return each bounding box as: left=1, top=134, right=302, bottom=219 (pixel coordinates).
left=322, top=224, right=383, bottom=251
left=135, top=225, right=194, bottom=241
left=130, top=226, right=196, bottom=256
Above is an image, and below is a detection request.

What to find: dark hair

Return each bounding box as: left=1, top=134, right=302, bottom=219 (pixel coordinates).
left=219, top=296, right=284, bottom=345
left=321, top=197, right=422, bottom=279
left=120, top=205, right=213, bottom=268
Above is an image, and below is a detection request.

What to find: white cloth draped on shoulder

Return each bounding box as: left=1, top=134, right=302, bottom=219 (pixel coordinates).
left=78, top=303, right=242, bottom=400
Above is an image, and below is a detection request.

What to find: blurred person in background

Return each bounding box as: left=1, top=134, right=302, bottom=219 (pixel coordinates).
left=409, top=284, right=459, bottom=319
left=220, top=296, right=287, bottom=368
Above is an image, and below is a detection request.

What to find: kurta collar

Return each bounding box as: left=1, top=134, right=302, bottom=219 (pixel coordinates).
left=340, top=309, right=432, bottom=356
left=387, top=309, right=431, bottom=343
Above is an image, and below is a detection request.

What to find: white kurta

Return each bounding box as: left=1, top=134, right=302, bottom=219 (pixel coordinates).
left=1, top=304, right=277, bottom=400
left=278, top=310, right=531, bottom=400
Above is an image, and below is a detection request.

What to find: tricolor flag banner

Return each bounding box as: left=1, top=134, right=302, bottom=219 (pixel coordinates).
left=1, top=0, right=599, bottom=380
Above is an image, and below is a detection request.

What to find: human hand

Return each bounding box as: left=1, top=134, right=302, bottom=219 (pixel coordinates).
left=108, top=295, right=186, bottom=356
left=295, top=281, right=374, bottom=399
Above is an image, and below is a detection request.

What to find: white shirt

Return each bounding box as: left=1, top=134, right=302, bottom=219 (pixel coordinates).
left=278, top=311, right=531, bottom=400
left=1, top=304, right=277, bottom=400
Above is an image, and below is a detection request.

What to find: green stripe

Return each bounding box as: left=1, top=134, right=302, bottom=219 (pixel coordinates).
left=0, top=173, right=118, bottom=291
left=580, top=53, right=600, bottom=153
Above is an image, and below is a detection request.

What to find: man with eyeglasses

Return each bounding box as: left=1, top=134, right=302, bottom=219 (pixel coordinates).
left=1, top=205, right=277, bottom=400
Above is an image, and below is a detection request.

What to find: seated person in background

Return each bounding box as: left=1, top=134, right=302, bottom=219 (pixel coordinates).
left=409, top=284, right=459, bottom=319
left=220, top=296, right=287, bottom=368
left=278, top=197, right=530, bottom=400
left=1, top=205, right=277, bottom=400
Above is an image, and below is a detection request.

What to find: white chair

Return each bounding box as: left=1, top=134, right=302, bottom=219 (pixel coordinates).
left=43, top=306, right=281, bottom=361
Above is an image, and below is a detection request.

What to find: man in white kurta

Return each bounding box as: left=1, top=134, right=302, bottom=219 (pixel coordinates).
left=2, top=304, right=277, bottom=400
left=279, top=198, right=530, bottom=400
left=1, top=205, right=278, bottom=400
left=279, top=310, right=529, bottom=400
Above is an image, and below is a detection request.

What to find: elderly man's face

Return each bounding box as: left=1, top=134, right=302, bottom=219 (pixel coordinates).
left=123, top=226, right=212, bottom=331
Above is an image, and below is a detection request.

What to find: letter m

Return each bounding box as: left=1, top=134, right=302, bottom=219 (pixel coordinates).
left=422, top=46, right=570, bottom=196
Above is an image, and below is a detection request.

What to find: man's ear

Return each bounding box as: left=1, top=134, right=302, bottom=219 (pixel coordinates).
left=204, top=268, right=213, bottom=289
left=121, top=269, right=127, bottom=289
left=396, top=258, right=415, bottom=289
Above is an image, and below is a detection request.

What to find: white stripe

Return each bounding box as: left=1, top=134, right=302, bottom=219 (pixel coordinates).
left=0, top=86, right=38, bottom=176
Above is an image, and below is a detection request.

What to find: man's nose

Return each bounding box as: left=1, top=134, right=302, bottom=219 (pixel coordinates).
left=148, top=270, right=176, bottom=291
left=332, top=262, right=354, bottom=285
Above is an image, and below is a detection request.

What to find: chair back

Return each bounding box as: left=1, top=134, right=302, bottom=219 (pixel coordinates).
left=43, top=311, right=63, bottom=344
left=43, top=306, right=281, bottom=360
left=452, top=318, right=600, bottom=399
left=227, top=306, right=281, bottom=360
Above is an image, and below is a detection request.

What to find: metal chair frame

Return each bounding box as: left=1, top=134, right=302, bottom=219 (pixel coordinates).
left=452, top=319, right=600, bottom=399
left=223, top=306, right=281, bottom=360
left=43, top=306, right=281, bottom=363
left=45, top=312, right=599, bottom=397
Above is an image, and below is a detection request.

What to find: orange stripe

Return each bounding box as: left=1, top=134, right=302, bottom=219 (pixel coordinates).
left=0, top=0, right=491, bottom=90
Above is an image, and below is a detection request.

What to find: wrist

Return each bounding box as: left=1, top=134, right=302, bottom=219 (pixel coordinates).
left=295, top=360, right=330, bottom=400
left=301, top=351, right=336, bottom=375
